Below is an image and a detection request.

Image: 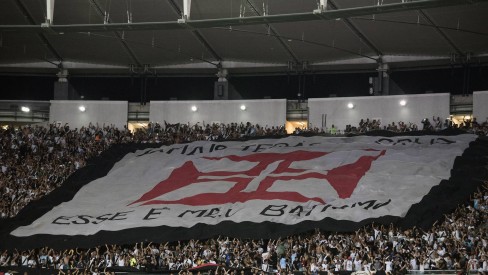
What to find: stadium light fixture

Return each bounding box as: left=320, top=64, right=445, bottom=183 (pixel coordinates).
left=240, top=105, right=246, bottom=111
left=79, top=105, right=86, bottom=112
left=399, top=100, right=407, bottom=106
left=21, top=106, right=30, bottom=113
left=347, top=103, right=354, bottom=109
left=191, top=105, right=198, bottom=112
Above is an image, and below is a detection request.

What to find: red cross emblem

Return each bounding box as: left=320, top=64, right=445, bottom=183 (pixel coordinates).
left=130, top=150, right=385, bottom=206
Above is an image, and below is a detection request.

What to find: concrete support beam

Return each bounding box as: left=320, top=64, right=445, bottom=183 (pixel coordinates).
left=377, top=63, right=390, bottom=96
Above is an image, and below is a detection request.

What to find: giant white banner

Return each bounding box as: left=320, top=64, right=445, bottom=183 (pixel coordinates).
left=12, top=134, right=476, bottom=238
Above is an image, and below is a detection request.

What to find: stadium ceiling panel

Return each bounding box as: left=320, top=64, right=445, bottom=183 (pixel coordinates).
left=47, top=32, right=135, bottom=66
left=350, top=14, right=453, bottom=55
left=0, top=0, right=26, bottom=25
left=122, top=30, right=217, bottom=66
left=198, top=26, right=292, bottom=63
left=0, top=0, right=487, bottom=76
left=269, top=20, right=378, bottom=62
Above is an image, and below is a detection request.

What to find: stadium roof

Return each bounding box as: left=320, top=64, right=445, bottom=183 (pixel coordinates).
left=0, top=0, right=488, bottom=76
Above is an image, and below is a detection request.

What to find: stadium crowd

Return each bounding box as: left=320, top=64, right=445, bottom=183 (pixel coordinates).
left=0, top=119, right=487, bottom=275
left=0, top=121, right=287, bottom=219
left=1, top=118, right=487, bottom=219
left=343, top=116, right=488, bottom=135
left=0, top=184, right=487, bottom=275
left=0, top=123, right=116, bottom=219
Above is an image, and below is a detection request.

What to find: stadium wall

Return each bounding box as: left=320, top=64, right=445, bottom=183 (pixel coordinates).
left=149, top=99, right=286, bottom=127
left=49, top=100, right=128, bottom=129
left=308, top=94, right=450, bottom=132
left=473, top=91, right=488, bottom=122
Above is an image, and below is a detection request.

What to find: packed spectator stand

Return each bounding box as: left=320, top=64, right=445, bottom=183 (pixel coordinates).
left=0, top=121, right=287, bottom=219
left=0, top=119, right=487, bottom=275
left=343, top=117, right=488, bottom=136
left=0, top=184, right=487, bottom=274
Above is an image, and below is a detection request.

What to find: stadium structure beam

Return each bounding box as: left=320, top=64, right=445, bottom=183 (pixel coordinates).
left=327, top=0, right=383, bottom=57
left=245, top=0, right=300, bottom=64
left=2, top=54, right=488, bottom=77
left=183, top=0, right=191, bottom=20
left=168, top=0, right=222, bottom=62
left=417, top=10, right=464, bottom=57
left=46, top=0, right=55, bottom=24
left=12, top=0, right=63, bottom=62
left=316, top=0, right=328, bottom=13
left=3, top=54, right=487, bottom=71
left=1, top=0, right=486, bottom=33
left=88, top=0, right=143, bottom=67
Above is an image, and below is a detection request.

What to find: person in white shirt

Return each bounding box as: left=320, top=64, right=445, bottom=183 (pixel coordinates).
left=27, top=257, right=36, bottom=268
left=261, top=259, right=270, bottom=272
left=345, top=257, right=353, bottom=271
left=310, top=259, right=320, bottom=274
left=20, top=252, right=28, bottom=267
left=354, top=256, right=363, bottom=271
left=321, top=261, right=329, bottom=272
left=410, top=257, right=419, bottom=270
left=363, top=260, right=372, bottom=273
left=384, top=257, right=393, bottom=274
left=468, top=255, right=479, bottom=272
left=480, top=255, right=488, bottom=272
left=117, top=256, right=125, bottom=267
left=105, top=257, right=113, bottom=268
